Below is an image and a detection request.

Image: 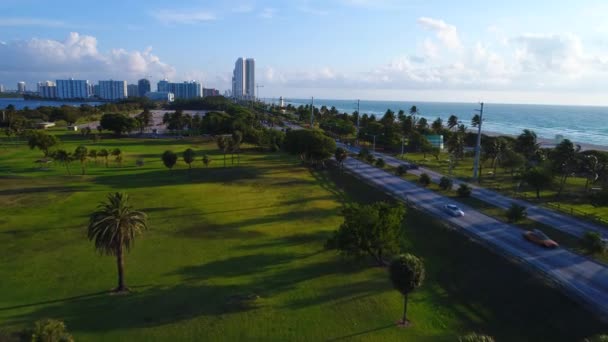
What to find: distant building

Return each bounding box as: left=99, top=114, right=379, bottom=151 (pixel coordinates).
left=203, top=88, right=220, bottom=97
left=156, top=80, right=202, bottom=99
left=98, top=80, right=127, bottom=101
left=0, top=84, right=4, bottom=93
left=425, top=135, right=444, bottom=150
left=138, top=78, right=151, bottom=97
left=38, top=81, right=57, bottom=99
left=145, top=91, right=174, bottom=102
left=56, top=79, right=91, bottom=99
left=127, top=84, right=139, bottom=97
left=17, top=82, right=26, bottom=94
left=232, top=57, right=255, bottom=100
left=92, top=84, right=100, bottom=97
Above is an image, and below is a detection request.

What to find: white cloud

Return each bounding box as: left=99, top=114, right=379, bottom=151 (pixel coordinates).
left=512, top=33, right=585, bottom=75
left=0, top=32, right=175, bottom=83
left=260, top=8, right=277, bottom=19
left=150, top=9, right=216, bottom=25
left=417, top=17, right=462, bottom=49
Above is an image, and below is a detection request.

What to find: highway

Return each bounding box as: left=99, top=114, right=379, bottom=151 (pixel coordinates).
left=341, top=156, right=608, bottom=318
left=339, top=143, right=608, bottom=239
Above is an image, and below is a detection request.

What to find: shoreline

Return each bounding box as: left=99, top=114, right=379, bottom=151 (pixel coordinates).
left=482, top=130, right=608, bottom=152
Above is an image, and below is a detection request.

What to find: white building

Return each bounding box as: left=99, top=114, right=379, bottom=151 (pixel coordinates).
left=99, top=80, right=127, bottom=101
left=145, top=91, right=174, bottom=102
left=56, top=79, right=91, bottom=99
left=38, top=81, right=57, bottom=99
left=17, top=82, right=26, bottom=93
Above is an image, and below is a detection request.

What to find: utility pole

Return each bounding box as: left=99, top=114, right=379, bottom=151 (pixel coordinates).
left=310, top=97, right=314, bottom=128
left=356, top=99, right=360, bottom=145
left=472, top=102, right=484, bottom=181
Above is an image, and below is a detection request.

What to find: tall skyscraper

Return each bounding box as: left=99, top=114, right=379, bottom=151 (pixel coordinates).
left=157, top=79, right=170, bottom=92
left=127, top=84, right=139, bottom=97
left=0, top=84, right=4, bottom=93
left=99, top=80, right=127, bottom=100
left=232, top=57, right=255, bottom=100
left=245, top=58, right=255, bottom=100
left=138, top=78, right=151, bottom=97
left=17, top=82, right=26, bottom=94
left=56, top=79, right=91, bottom=99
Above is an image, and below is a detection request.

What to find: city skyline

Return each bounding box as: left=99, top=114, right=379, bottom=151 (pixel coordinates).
left=2, top=1, right=608, bottom=105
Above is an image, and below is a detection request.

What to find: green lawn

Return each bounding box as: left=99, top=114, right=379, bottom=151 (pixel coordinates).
left=0, top=132, right=606, bottom=341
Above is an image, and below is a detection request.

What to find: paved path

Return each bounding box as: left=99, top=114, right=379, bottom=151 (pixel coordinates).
left=339, top=143, right=608, bottom=239
left=342, top=156, right=608, bottom=318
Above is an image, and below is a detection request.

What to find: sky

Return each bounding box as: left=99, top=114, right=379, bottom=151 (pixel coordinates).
left=2, top=0, right=608, bottom=105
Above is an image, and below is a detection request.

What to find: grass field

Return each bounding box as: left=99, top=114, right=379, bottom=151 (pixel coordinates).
left=1, top=132, right=607, bottom=341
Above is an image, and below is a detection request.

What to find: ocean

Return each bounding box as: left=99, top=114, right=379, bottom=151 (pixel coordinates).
left=282, top=99, right=608, bottom=147
left=0, top=98, right=104, bottom=110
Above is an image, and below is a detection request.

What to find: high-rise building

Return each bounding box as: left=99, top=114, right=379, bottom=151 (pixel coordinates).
left=156, top=80, right=202, bottom=99
left=38, top=81, right=57, bottom=99
left=127, top=84, right=139, bottom=97
left=138, top=78, right=151, bottom=97
left=232, top=57, right=255, bottom=100
left=203, top=88, right=220, bottom=97
left=0, top=84, right=4, bottom=93
left=245, top=58, right=255, bottom=100
left=17, top=82, right=26, bottom=94
left=98, top=80, right=127, bottom=101
left=56, top=79, right=91, bottom=99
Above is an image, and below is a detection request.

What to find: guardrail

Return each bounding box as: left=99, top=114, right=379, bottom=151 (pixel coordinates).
left=341, top=160, right=608, bottom=322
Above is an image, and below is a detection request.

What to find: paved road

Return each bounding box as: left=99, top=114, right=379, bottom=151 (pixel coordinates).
left=339, top=143, right=608, bottom=239
left=342, top=156, right=608, bottom=318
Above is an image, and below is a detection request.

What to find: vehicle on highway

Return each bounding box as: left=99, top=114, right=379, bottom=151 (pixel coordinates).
left=443, top=204, right=464, bottom=217
left=523, top=229, right=559, bottom=248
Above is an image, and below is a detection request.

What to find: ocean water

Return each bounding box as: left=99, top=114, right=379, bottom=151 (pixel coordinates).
left=282, top=99, right=608, bottom=147
left=0, top=98, right=104, bottom=110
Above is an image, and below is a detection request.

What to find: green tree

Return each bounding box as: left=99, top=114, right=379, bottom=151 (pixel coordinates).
left=523, top=167, right=553, bottom=199
left=584, top=334, right=608, bottom=342
left=111, top=148, right=123, bottom=167
left=419, top=173, right=431, bottom=187
left=31, top=318, right=74, bottom=342
left=202, top=154, right=211, bottom=168
left=551, top=139, right=580, bottom=197
left=232, top=130, right=243, bottom=165
left=326, top=202, right=405, bottom=265
left=447, top=115, right=459, bottom=130
left=216, top=136, right=228, bottom=167
left=458, top=333, right=495, bottom=342
left=430, top=147, right=441, bottom=161
left=389, top=254, right=425, bottom=326
left=515, top=129, right=540, bottom=161
left=162, top=150, right=178, bottom=170
left=506, top=203, right=527, bottom=223
left=100, top=113, right=136, bottom=136
left=471, top=114, right=481, bottom=128
left=52, top=149, right=73, bottom=175
left=439, top=176, right=453, bottom=191
left=457, top=184, right=472, bottom=197
left=375, top=158, right=386, bottom=168
left=88, top=149, right=98, bottom=164
left=183, top=148, right=196, bottom=169
left=334, top=147, right=348, bottom=171
left=87, top=192, right=148, bottom=292
left=431, top=117, right=443, bottom=133
left=396, top=165, right=407, bottom=177
left=99, top=149, right=109, bottom=167
left=73, top=145, right=88, bottom=175
left=581, top=231, right=606, bottom=255
left=27, top=130, right=59, bottom=156
left=500, top=149, right=526, bottom=177
left=283, top=129, right=336, bottom=167
left=135, top=109, right=153, bottom=134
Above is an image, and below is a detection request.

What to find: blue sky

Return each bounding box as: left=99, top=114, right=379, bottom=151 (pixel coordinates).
left=2, top=0, right=608, bottom=105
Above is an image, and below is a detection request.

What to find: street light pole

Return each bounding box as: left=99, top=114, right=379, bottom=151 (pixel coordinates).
left=356, top=99, right=360, bottom=146
left=472, top=102, right=484, bottom=181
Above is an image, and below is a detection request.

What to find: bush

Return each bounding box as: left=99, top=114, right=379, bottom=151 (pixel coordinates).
left=357, top=148, right=370, bottom=159
left=396, top=165, right=407, bottom=176
left=375, top=158, right=386, bottom=168
left=439, top=176, right=453, bottom=191
left=458, top=333, right=495, bottom=342
left=505, top=203, right=527, bottom=223
left=584, top=334, right=608, bottom=342
left=419, top=173, right=431, bottom=186
left=590, top=190, right=608, bottom=206
left=457, top=184, right=472, bottom=197
left=365, top=154, right=375, bottom=164
left=581, top=231, right=606, bottom=255
left=135, top=159, right=145, bottom=167
left=31, top=319, right=73, bottom=342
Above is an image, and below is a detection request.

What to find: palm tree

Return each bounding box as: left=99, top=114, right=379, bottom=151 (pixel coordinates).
left=99, top=149, right=109, bottom=167
left=52, top=149, right=73, bottom=175
left=74, top=145, right=88, bottom=175
left=389, top=254, right=425, bottom=326
left=232, top=131, right=243, bottom=165
left=87, top=192, right=148, bottom=293
left=334, top=147, right=348, bottom=171
left=447, top=115, right=459, bottom=130
left=88, top=149, right=98, bottom=165
left=216, top=136, right=228, bottom=167
left=202, top=154, right=211, bottom=168
left=111, top=148, right=123, bottom=167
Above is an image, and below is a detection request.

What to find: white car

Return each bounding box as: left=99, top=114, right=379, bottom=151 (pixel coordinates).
left=444, top=204, right=464, bottom=217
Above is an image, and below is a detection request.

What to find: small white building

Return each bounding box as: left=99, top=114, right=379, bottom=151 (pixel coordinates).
left=67, top=125, right=78, bottom=131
